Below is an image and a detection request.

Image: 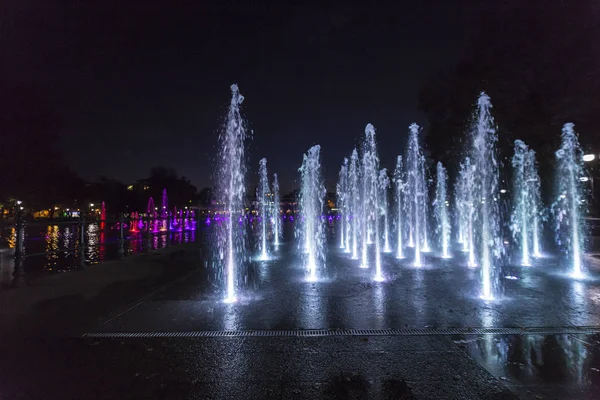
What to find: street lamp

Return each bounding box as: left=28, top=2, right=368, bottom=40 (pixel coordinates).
left=583, top=154, right=596, bottom=162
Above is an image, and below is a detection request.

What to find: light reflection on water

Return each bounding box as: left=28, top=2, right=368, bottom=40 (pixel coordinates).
left=0, top=222, right=203, bottom=276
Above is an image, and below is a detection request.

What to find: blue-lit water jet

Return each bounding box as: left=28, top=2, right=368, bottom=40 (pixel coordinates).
left=379, top=169, right=391, bottom=253
left=511, top=140, right=543, bottom=266
left=457, top=158, right=477, bottom=267
left=405, top=123, right=427, bottom=267
left=393, top=156, right=405, bottom=259
left=216, top=84, right=249, bottom=303
left=257, top=158, right=270, bottom=261
left=470, top=92, right=502, bottom=300
left=299, top=145, right=326, bottom=281
left=553, top=123, right=587, bottom=278
left=360, top=124, right=383, bottom=281
left=272, top=173, right=281, bottom=246
left=349, top=149, right=360, bottom=260
left=336, top=158, right=348, bottom=250
left=434, top=162, right=451, bottom=258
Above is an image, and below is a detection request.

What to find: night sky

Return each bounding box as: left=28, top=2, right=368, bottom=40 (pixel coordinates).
left=3, top=2, right=478, bottom=192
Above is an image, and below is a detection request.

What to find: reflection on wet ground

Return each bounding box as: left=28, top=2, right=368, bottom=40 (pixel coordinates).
left=0, top=223, right=200, bottom=285
left=457, top=333, right=600, bottom=399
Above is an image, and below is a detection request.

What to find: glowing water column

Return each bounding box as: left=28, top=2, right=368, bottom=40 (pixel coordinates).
left=553, top=123, right=586, bottom=278
left=393, top=156, right=405, bottom=259
left=257, top=158, right=270, bottom=260
left=405, top=123, right=426, bottom=267
left=470, top=92, right=502, bottom=300
left=349, top=149, right=360, bottom=260
left=511, top=140, right=532, bottom=266
left=216, top=84, right=249, bottom=303
left=457, top=158, right=477, bottom=267
left=272, top=173, right=281, bottom=246
left=336, top=158, right=348, bottom=249
left=434, top=162, right=451, bottom=258
left=361, top=124, right=383, bottom=281
left=379, top=169, right=391, bottom=253
left=299, top=145, right=326, bottom=281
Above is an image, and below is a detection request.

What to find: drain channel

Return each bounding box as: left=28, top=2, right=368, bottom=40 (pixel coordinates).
left=82, top=326, right=600, bottom=339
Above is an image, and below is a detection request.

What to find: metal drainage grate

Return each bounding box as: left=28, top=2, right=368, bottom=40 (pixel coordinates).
left=82, top=326, right=600, bottom=339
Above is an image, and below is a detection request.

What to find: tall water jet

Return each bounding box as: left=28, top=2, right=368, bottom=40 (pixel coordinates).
left=215, top=84, right=249, bottom=303
left=257, top=158, right=270, bottom=260
left=272, top=173, right=281, bottom=246
left=336, top=158, right=348, bottom=250
left=405, top=123, right=427, bottom=267
left=511, top=140, right=541, bottom=266
left=434, top=162, right=451, bottom=258
left=393, top=156, right=405, bottom=259
left=349, top=149, right=360, bottom=259
left=420, top=155, right=431, bottom=253
left=360, top=124, right=383, bottom=280
left=299, top=145, right=326, bottom=281
left=470, top=92, right=502, bottom=300
left=530, top=151, right=543, bottom=258
left=457, top=158, right=477, bottom=267
left=553, top=123, right=586, bottom=278
left=379, top=169, right=391, bottom=253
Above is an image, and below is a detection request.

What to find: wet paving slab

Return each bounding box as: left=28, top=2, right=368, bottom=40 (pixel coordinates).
left=95, top=242, right=600, bottom=333
left=6, top=238, right=600, bottom=399
left=455, top=333, right=600, bottom=400
left=0, top=335, right=517, bottom=399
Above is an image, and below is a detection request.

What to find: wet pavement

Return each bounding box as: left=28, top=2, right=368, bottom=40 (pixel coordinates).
left=2, top=237, right=600, bottom=398
left=96, top=241, right=600, bottom=333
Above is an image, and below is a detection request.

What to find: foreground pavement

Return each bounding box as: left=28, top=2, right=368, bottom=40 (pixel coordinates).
left=1, top=239, right=599, bottom=399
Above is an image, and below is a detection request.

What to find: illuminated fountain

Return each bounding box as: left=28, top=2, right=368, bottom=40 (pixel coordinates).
left=470, top=92, right=502, bottom=299
left=420, top=155, right=431, bottom=253
left=405, top=123, right=427, bottom=267
left=161, top=188, right=168, bottom=218
left=147, top=197, right=158, bottom=232
left=348, top=149, right=360, bottom=259
left=393, top=155, right=405, bottom=259
left=434, top=162, right=451, bottom=258
left=336, top=158, right=348, bottom=250
left=299, top=145, right=326, bottom=281
left=257, top=158, right=270, bottom=260
left=553, top=123, right=586, bottom=278
left=272, top=173, right=281, bottom=246
left=360, top=124, right=383, bottom=281
left=511, top=140, right=543, bottom=266
left=215, top=84, right=250, bottom=303
left=457, top=158, right=476, bottom=267
left=379, top=169, right=391, bottom=253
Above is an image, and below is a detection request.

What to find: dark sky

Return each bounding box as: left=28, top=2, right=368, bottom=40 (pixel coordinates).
left=2, top=1, right=472, bottom=193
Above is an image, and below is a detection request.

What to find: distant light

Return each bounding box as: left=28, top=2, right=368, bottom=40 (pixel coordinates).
left=16, top=200, right=22, bottom=205
left=580, top=176, right=589, bottom=182
left=90, top=203, right=94, bottom=207
left=500, top=189, right=507, bottom=194
left=583, top=154, right=595, bottom=162
left=19, top=207, right=23, bottom=210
